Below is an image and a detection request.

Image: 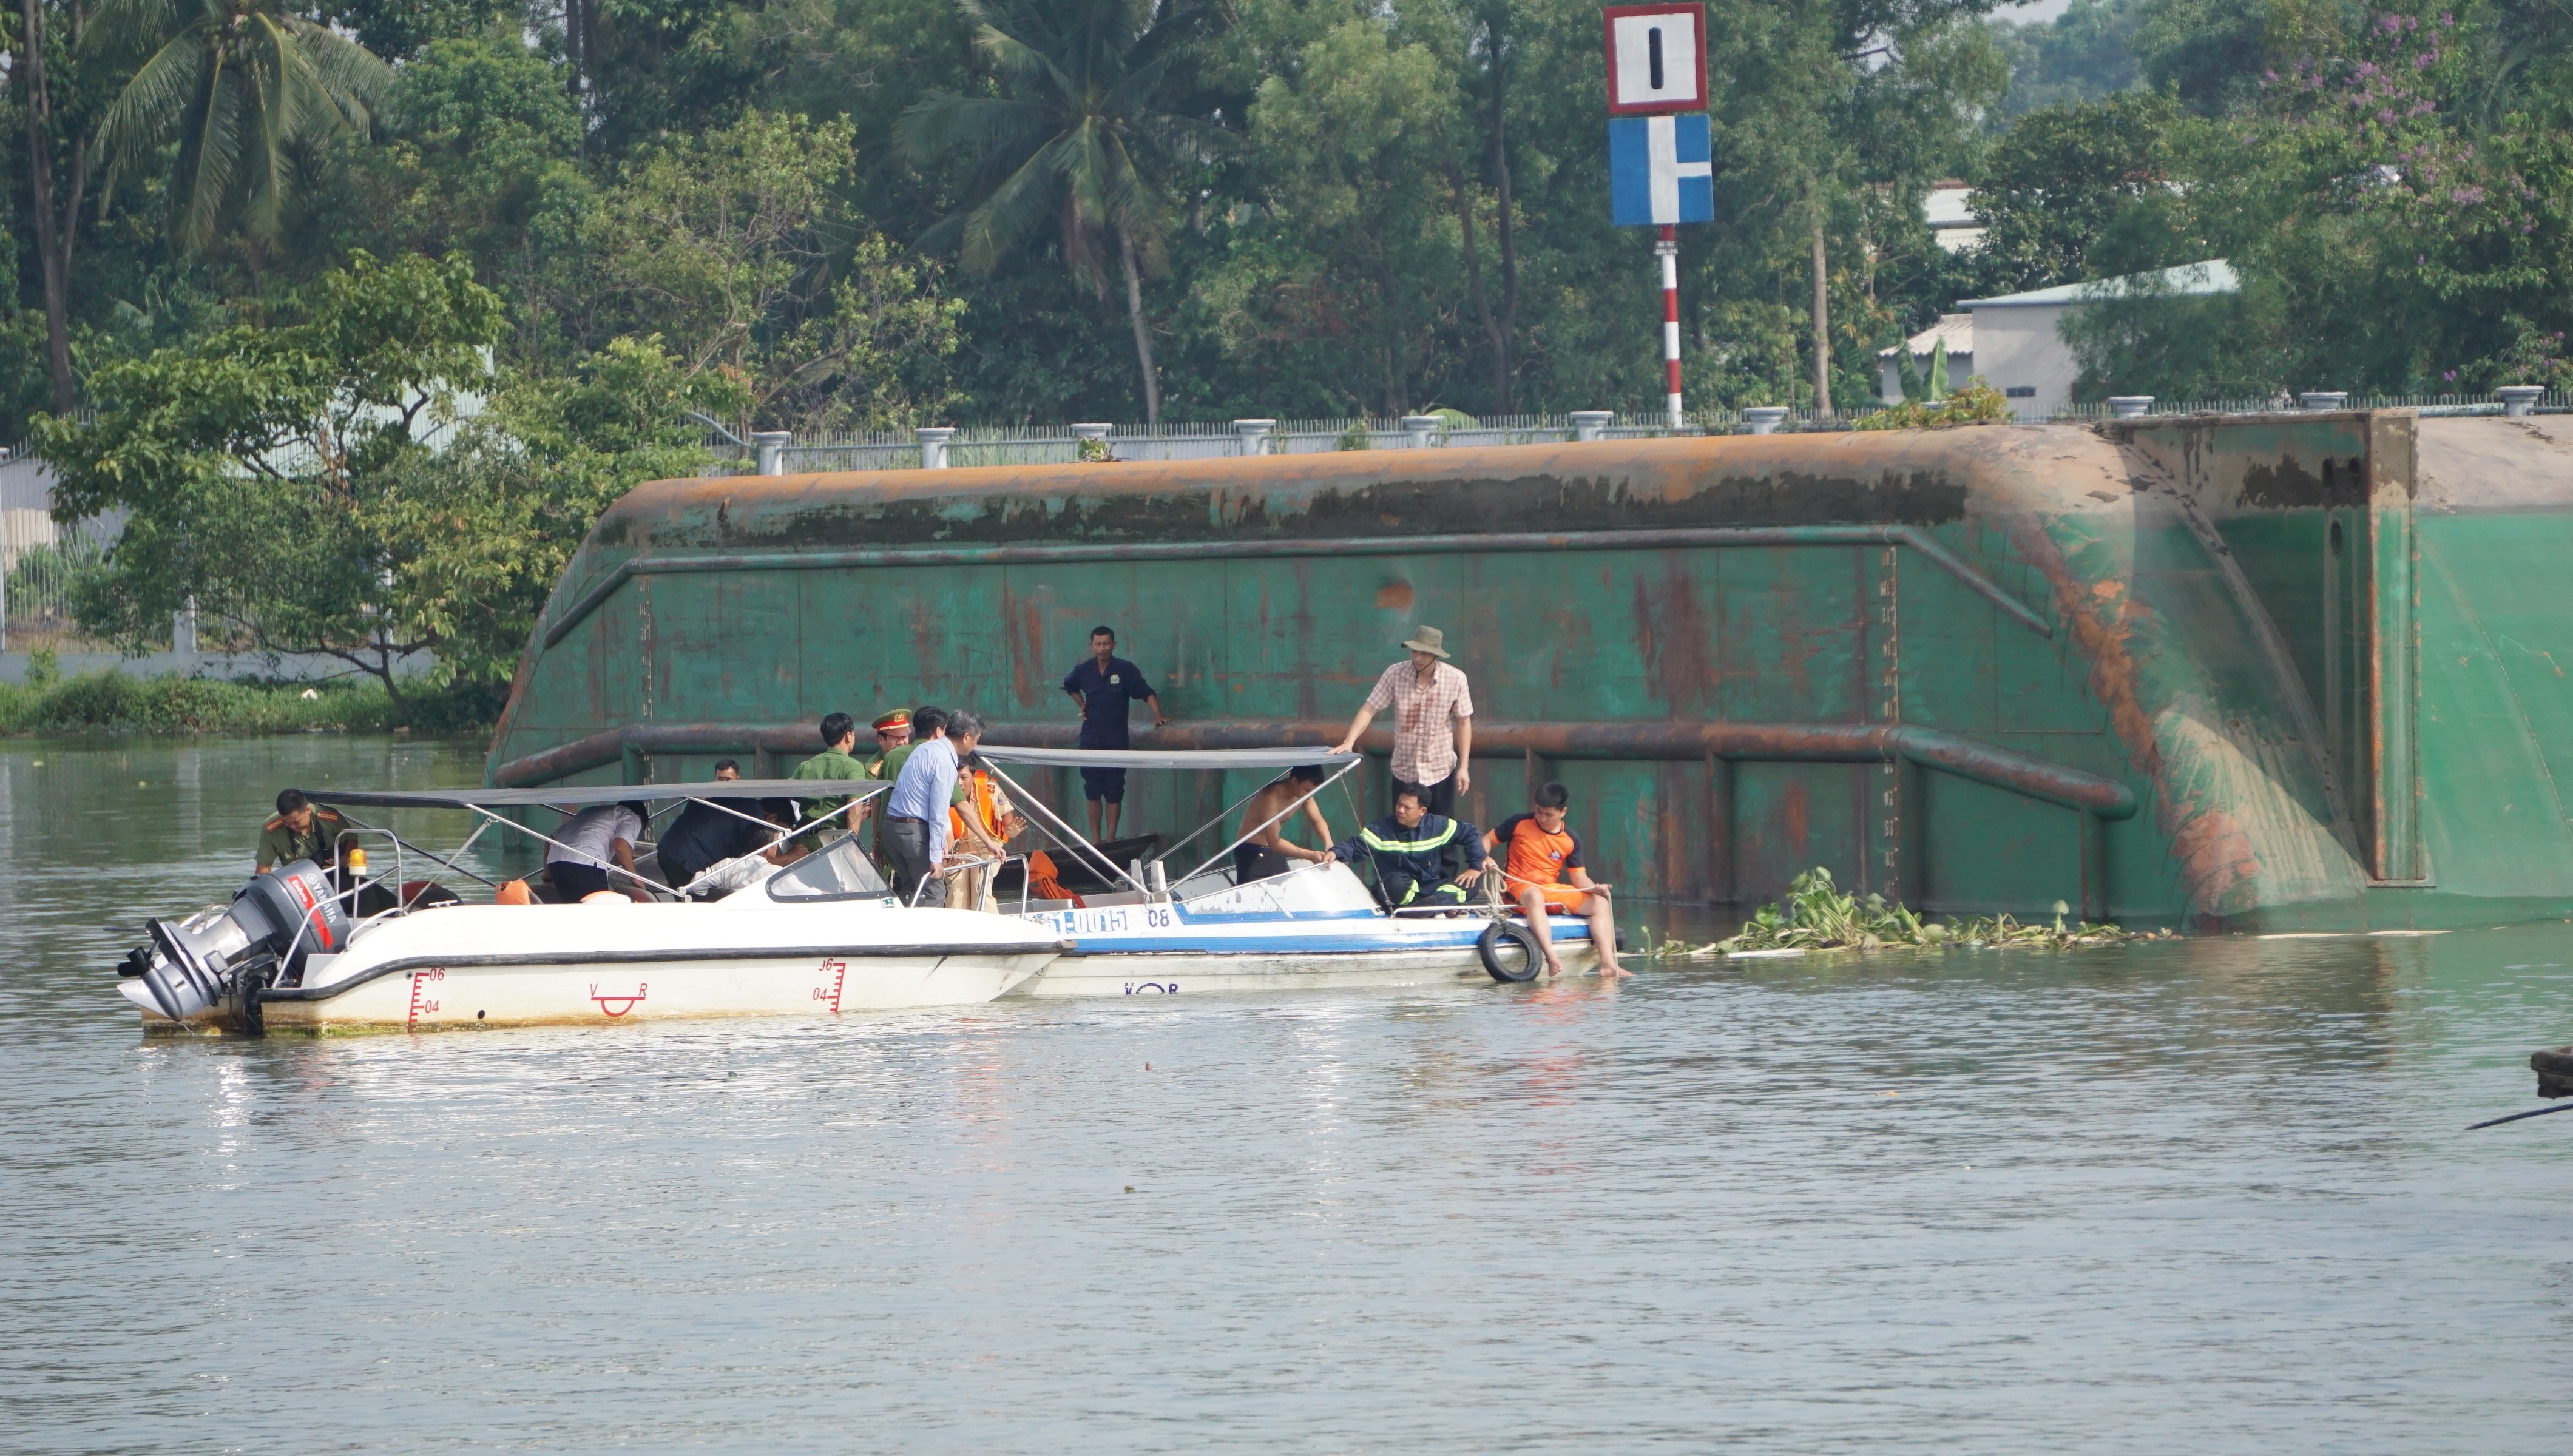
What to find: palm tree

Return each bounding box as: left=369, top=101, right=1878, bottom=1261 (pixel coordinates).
left=92, top=0, right=391, bottom=252
left=897, top=0, right=1223, bottom=425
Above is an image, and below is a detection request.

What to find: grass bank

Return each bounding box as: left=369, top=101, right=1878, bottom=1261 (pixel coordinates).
left=0, top=669, right=502, bottom=736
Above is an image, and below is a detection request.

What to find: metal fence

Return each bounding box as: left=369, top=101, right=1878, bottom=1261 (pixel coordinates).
left=0, top=516, right=115, bottom=653
left=706, top=389, right=2571, bottom=474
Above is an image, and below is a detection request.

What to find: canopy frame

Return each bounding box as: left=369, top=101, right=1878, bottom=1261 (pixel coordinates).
left=972, top=752, right=1361, bottom=904
left=309, top=778, right=882, bottom=812
left=972, top=746, right=1360, bottom=773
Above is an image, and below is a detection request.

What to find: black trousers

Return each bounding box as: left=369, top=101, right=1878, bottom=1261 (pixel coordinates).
left=1233, top=843, right=1292, bottom=882
left=885, top=817, right=938, bottom=903
left=1376, top=869, right=1470, bottom=911
left=549, top=863, right=612, bottom=899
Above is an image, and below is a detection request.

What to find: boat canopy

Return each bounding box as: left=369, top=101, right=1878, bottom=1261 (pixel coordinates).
left=972, top=746, right=1360, bottom=771
left=311, top=780, right=888, bottom=810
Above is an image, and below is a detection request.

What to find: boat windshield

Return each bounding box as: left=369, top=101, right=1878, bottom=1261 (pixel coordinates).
left=766, top=837, right=891, bottom=902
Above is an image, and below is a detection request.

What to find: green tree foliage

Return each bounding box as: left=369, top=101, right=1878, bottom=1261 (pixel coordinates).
left=2064, top=0, right=2573, bottom=396
left=92, top=0, right=393, bottom=251
left=33, top=252, right=501, bottom=711
left=898, top=0, right=1226, bottom=424
left=26, top=252, right=742, bottom=715
left=10, top=0, right=2562, bottom=701
left=356, top=32, right=589, bottom=297
left=1968, top=91, right=2198, bottom=291
left=1987, top=0, right=2143, bottom=116
left=563, top=110, right=965, bottom=428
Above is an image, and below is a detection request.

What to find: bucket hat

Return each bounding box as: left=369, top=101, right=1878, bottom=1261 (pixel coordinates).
left=1400, top=625, right=1451, bottom=659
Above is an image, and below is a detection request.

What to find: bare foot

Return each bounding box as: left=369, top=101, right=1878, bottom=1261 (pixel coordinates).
left=1594, top=963, right=1633, bottom=979
left=1543, top=959, right=1567, bottom=977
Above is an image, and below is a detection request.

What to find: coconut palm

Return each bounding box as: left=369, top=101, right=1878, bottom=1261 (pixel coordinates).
left=896, top=0, right=1223, bottom=425
left=92, top=0, right=392, bottom=252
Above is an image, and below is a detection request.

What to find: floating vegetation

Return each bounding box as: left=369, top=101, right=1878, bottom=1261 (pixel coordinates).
left=1644, top=866, right=2175, bottom=959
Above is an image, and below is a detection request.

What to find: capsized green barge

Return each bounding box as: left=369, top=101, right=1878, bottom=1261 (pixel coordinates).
left=486, top=410, right=2573, bottom=932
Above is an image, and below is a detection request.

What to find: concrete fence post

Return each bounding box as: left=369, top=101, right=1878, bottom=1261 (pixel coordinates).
left=1568, top=411, right=1614, bottom=442
left=2107, top=396, right=2154, bottom=419
left=174, top=596, right=198, bottom=658
left=1401, top=415, right=1442, bottom=450
left=2499, top=386, right=2544, bottom=417
left=1232, top=419, right=1277, bottom=456
left=0, top=447, right=10, bottom=653
left=2299, top=391, right=2349, bottom=412
left=1743, top=407, right=1790, bottom=435
left=750, top=430, right=792, bottom=476
left=915, top=426, right=958, bottom=469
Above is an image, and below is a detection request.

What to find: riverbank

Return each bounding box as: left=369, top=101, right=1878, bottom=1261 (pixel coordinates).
left=0, top=669, right=499, bottom=735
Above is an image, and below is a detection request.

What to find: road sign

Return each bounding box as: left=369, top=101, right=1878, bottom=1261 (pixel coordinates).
left=1609, top=114, right=1715, bottom=228
left=1603, top=2, right=1707, bottom=115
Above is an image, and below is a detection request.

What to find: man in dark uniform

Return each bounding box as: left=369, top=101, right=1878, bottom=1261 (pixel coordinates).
left=1061, top=625, right=1168, bottom=842
left=255, top=789, right=342, bottom=874
left=1325, top=784, right=1488, bottom=911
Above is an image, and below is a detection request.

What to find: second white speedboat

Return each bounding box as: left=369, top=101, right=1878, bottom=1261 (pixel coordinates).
left=965, top=746, right=1598, bottom=997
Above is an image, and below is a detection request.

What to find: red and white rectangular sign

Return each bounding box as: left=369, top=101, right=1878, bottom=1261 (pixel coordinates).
left=1603, top=3, right=1708, bottom=115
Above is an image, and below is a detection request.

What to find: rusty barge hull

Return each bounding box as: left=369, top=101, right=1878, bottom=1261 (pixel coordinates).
left=486, top=413, right=2573, bottom=932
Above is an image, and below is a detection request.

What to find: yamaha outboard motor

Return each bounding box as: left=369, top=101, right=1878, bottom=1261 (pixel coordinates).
left=132, top=860, right=350, bottom=1023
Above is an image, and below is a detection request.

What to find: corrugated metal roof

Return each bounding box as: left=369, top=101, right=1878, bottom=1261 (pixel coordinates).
left=1878, top=313, right=1975, bottom=361
left=1962, top=259, right=2237, bottom=309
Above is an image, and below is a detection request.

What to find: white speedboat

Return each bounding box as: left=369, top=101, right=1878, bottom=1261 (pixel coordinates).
left=970, top=746, right=1598, bottom=997
left=116, top=781, right=1064, bottom=1034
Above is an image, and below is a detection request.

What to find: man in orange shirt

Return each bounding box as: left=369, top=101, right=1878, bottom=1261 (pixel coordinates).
left=1484, top=781, right=1629, bottom=977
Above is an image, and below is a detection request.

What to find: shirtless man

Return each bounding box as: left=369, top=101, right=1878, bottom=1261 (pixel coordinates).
left=1231, top=764, right=1335, bottom=882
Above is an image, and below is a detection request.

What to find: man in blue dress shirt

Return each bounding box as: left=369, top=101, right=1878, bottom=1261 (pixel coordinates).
left=1061, top=625, right=1168, bottom=842
left=885, top=710, right=984, bottom=903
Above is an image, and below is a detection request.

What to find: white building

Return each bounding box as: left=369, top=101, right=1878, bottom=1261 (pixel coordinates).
left=1958, top=260, right=2237, bottom=418
left=1922, top=182, right=1984, bottom=254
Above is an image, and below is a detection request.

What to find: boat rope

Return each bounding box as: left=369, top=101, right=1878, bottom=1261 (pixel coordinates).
left=2465, top=1100, right=2573, bottom=1130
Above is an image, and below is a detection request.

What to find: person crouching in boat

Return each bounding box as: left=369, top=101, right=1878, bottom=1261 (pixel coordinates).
left=1325, top=784, right=1487, bottom=911
left=1232, top=764, right=1335, bottom=882
left=255, top=789, right=342, bottom=874
left=1484, top=781, right=1628, bottom=978
left=544, top=800, right=655, bottom=903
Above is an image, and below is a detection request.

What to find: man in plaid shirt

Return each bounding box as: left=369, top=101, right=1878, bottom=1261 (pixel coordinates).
left=1330, top=625, right=1475, bottom=818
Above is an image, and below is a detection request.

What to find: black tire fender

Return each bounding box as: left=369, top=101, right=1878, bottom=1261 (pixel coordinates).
left=1477, top=919, right=1543, bottom=983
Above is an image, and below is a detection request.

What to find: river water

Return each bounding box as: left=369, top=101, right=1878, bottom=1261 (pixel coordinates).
left=2, top=735, right=2568, bottom=1453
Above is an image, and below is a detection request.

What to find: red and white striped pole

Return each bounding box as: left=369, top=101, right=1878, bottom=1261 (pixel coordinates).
left=1655, top=224, right=1682, bottom=428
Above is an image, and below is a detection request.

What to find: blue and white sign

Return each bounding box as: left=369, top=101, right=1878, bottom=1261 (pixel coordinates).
left=1608, top=113, right=1714, bottom=228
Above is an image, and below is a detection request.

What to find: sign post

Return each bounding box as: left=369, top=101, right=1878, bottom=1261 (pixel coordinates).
left=1657, top=226, right=1680, bottom=427
left=1602, top=2, right=1711, bottom=430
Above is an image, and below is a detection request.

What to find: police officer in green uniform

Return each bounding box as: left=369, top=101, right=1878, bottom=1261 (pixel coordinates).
left=789, top=712, right=874, bottom=844
left=255, top=789, right=342, bottom=874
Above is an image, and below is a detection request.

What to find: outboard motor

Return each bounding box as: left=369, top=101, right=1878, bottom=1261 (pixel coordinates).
left=134, top=860, right=350, bottom=1023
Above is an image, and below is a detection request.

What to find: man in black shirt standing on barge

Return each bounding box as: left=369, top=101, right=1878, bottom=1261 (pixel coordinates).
left=1061, top=625, right=1168, bottom=843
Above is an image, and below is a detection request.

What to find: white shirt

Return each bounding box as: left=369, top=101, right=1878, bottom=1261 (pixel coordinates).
left=546, top=804, right=644, bottom=870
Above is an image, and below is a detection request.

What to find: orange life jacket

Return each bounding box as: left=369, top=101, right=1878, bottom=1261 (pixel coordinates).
left=948, top=769, right=1004, bottom=850
left=1026, top=849, right=1083, bottom=907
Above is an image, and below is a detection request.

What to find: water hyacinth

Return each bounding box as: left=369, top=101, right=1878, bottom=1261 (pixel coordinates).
left=1642, top=866, right=2168, bottom=960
